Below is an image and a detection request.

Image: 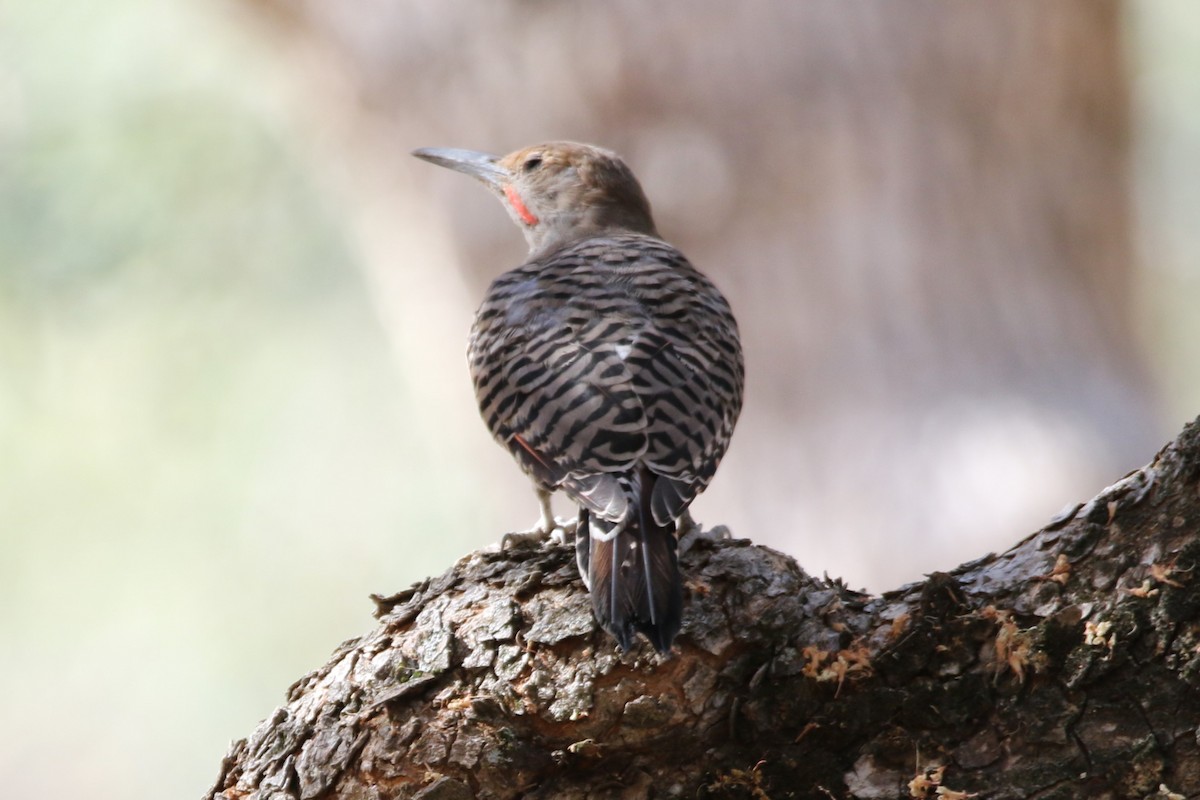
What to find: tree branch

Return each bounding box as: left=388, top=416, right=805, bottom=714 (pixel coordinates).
left=208, top=417, right=1200, bottom=799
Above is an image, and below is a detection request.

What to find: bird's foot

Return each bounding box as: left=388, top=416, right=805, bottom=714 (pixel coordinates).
left=501, top=516, right=578, bottom=550
left=677, top=516, right=732, bottom=555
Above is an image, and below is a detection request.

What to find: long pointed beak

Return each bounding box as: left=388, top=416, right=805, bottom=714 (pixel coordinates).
left=412, top=147, right=510, bottom=189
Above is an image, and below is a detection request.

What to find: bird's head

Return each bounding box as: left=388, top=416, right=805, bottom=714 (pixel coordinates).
left=413, top=141, right=658, bottom=257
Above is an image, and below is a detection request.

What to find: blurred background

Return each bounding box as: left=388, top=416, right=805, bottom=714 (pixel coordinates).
left=1, top=1, right=1197, bottom=797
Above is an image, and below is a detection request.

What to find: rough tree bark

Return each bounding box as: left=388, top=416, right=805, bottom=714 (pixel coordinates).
left=208, top=416, right=1200, bottom=800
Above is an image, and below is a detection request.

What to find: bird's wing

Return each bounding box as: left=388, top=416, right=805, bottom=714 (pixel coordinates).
left=626, top=326, right=740, bottom=523
left=469, top=303, right=650, bottom=521
left=610, top=260, right=743, bottom=524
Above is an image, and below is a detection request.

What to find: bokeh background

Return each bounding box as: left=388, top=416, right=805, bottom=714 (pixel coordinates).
left=1, top=1, right=1197, bottom=797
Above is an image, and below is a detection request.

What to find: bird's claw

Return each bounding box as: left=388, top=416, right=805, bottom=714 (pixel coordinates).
left=678, top=521, right=732, bottom=554
left=501, top=516, right=579, bottom=550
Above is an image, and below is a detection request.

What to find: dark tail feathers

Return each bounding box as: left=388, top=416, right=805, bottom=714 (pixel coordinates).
left=580, top=470, right=682, bottom=653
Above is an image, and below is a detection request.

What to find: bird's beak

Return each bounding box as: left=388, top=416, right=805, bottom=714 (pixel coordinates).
left=412, top=147, right=510, bottom=189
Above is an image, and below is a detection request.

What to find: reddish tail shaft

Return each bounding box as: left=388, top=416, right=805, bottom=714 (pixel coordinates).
left=584, top=471, right=682, bottom=653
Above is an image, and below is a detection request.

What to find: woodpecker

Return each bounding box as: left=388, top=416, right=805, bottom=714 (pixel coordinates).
left=412, top=142, right=743, bottom=653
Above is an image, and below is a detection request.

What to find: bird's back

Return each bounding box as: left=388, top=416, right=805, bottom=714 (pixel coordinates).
left=469, top=232, right=743, bottom=524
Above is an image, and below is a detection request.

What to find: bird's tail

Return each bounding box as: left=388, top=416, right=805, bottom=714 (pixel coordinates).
left=582, top=470, right=682, bottom=653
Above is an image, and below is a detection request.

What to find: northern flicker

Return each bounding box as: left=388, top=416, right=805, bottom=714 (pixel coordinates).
left=412, top=142, right=743, bottom=653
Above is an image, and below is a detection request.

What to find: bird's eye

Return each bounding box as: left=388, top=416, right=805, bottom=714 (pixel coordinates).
left=522, top=155, right=543, bottom=173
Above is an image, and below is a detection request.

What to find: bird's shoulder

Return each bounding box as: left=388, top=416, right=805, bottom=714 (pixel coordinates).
left=528, top=233, right=695, bottom=282
left=476, top=233, right=731, bottom=328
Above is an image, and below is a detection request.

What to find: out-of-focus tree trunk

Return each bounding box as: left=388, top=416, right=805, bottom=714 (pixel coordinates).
left=207, top=417, right=1200, bottom=799
left=234, top=0, right=1158, bottom=587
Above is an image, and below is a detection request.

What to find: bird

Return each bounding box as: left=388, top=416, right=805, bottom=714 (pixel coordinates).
left=412, top=141, right=743, bottom=653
